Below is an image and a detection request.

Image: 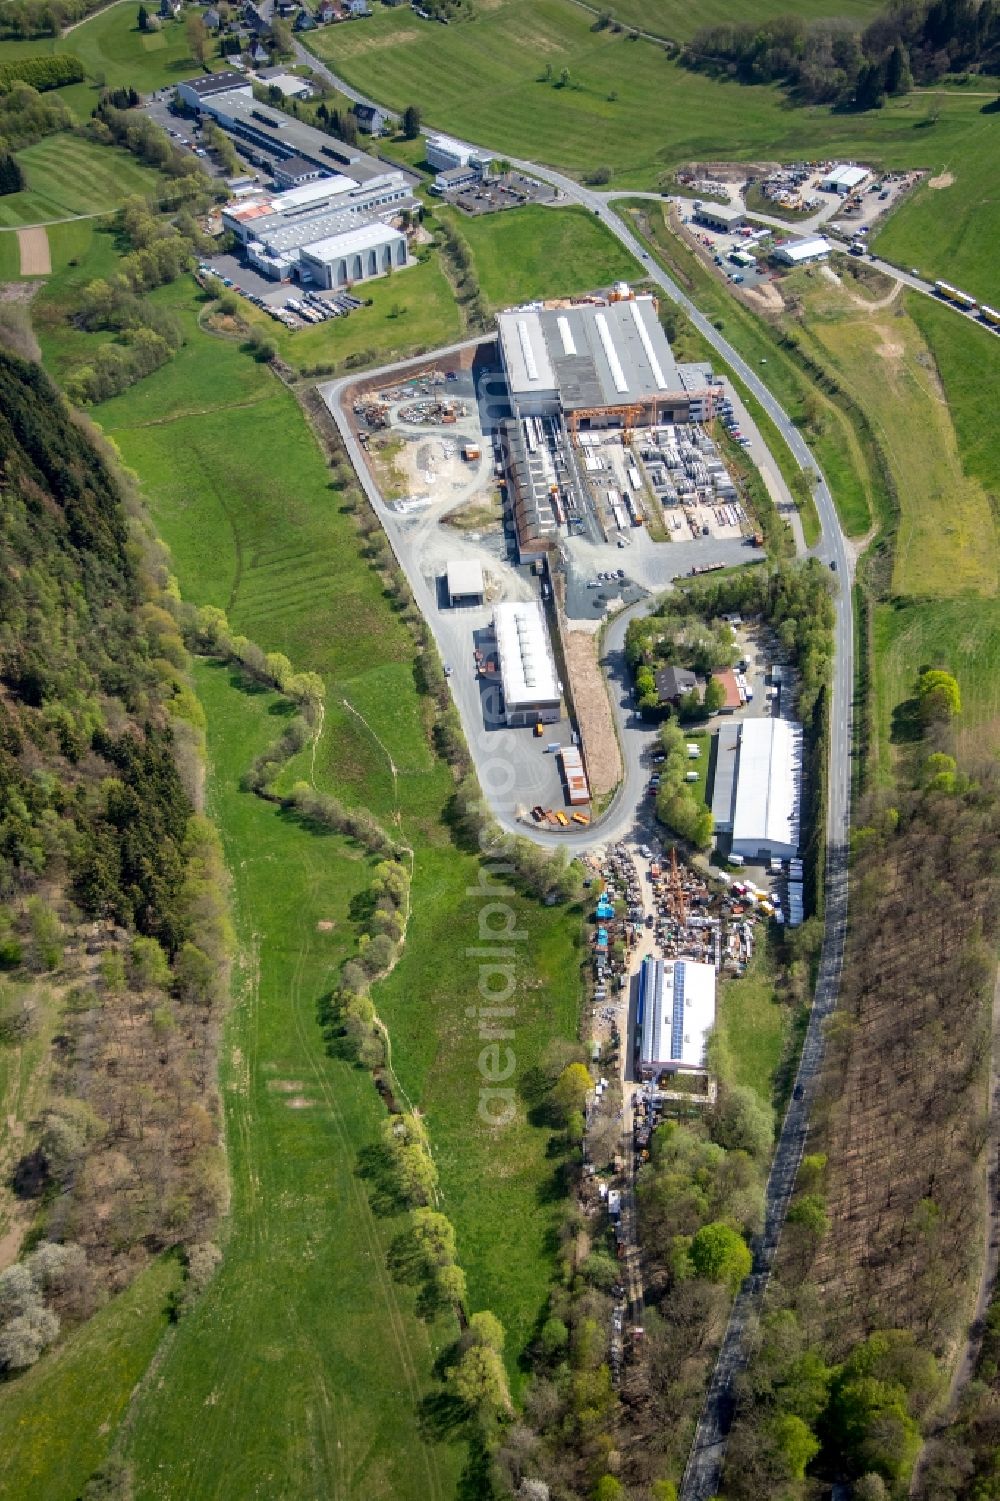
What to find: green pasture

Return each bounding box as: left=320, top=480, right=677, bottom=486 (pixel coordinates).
left=799, top=277, right=997, bottom=597
left=587, top=0, right=884, bottom=43
left=93, top=297, right=583, bottom=1407
left=0, top=1257, right=182, bottom=1501
left=121, top=667, right=464, bottom=1501
left=0, top=135, right=160, bottom=228
left=713, top=940, right=790, bottom=1111
left=0, top=0, right=204, bottom=101
left=309, top=0, right=998, bottom=297
left=442, top=201, right=640, bottom=308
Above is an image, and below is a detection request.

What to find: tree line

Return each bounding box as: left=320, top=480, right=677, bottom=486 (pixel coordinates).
left=0, top=348, right=233, bottom=1371
left=685, top=0, right=1000, bottom=108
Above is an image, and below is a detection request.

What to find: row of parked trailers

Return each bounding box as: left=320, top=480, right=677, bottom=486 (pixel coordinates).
left=606, top=484, right=643, bottom=531
left=934, top=281, right=1000, bottom=330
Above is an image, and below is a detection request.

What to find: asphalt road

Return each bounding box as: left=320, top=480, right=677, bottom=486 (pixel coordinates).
left=309, top=62, right=855, bottom=1493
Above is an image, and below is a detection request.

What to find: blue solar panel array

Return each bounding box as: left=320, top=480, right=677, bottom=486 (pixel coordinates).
left=670, top=964, right=685, bottom=1061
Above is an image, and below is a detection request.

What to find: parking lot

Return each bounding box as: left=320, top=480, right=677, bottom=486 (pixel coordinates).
left=202, top=251, right=366, bottom=329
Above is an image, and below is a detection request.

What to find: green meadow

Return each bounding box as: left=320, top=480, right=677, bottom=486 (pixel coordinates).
left=0, top=136, right=160, bottom=228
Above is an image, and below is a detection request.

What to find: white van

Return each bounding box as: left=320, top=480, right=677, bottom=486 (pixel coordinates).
left=728, top=853, right=745, bottom=868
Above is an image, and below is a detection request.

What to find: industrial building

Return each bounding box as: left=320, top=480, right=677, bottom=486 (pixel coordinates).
left=638, top=954, right=716, bottom=1079
left=492, top=601, right=561, bottom=728
left=497, top=296, right=709, bottom=427
left=497, top=418, right=561, bottom=555
left=176, top=80, right=392, bottom=184
left=711, top=717, right=803, bottom=861
left=425, top=132, right=493, bottom=177
left=772, top=236, right=832, bottom=267
left=445, top=559, right=485, bottom=607
left=692, top=203, right=745, bottom=234
left=220, top=170, right=413, bottom=284
left=819, top=163, right=869, bottom=194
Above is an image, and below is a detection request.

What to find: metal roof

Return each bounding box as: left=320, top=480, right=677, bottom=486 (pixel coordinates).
left=731, top=718, right=803, bottom=855
left=498, top=296, right=681, bottom=409
left=493, top=601, right=560, bottom=709
left=298, top=220, right=404, bottom=266
left=446, top=559, right=484, bottom=598
left=639, top=955, right=716, bottom=1071
left=775, top=236, right=832, bottom=264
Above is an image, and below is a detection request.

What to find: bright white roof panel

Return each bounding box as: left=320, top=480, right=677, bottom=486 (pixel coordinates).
left=640, top=956, right=716, bottom=1070
left=300, top=220, right=403, bottom=264
left=446, top=558, right=484, bottom=597
left=628, top=297, right=667, bottom=389
left=493, top=601, right=559, bottom=709
left=731, top=718, right=802, bottom=855
left=777, top=236, right=832, bottom=263
left=497, top=311, right=556, bottom=396
left=271, top=175, right=356, bottom=212
left=595, top=312, right=629, bottom=394
left=557, top=315, right=577, bottom=355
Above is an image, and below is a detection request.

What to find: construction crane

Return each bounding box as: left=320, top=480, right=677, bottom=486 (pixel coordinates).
left=566, top=403, right=643, bottom=438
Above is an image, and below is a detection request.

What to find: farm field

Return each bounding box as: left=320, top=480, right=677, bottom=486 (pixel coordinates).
left=0, top=0, right=203, bottom=102
left=0, top=136, right=160, bottom=228
left=798, top=276, right=998, bottom=597
left=588, top=0, right=884, bottom=42
left=121, top=666, right=464, bottom=1501
left=311, top=0, right=999, bottom=301
left=868, top=297, right=1000, bottom=775
left=0, top=1256, right=182, bottom=1501
left=441, top=201, right=639, bottom=308
left=94, top=302, right=584, bottom=1396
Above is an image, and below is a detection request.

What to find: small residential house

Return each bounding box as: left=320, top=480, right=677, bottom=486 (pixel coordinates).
left=203, top=6, right=222, bottom=28
left=248, top=38, right=269, bottom=63
left=293, top=7, right=317, bottom=28
left=655, top=665, right=699, bottom=707
left=317, top=1, right=339, bottom=20
left=159, top=0, right=182, bottom=17
left=353, top=102, right=386, bottom=135
left=347, top=0, right=371, bottom=15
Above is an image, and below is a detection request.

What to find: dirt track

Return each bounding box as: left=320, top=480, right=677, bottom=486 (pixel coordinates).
left=562, top=627, right=622, bottom=798
left=17, top=226, right=51, bottom=277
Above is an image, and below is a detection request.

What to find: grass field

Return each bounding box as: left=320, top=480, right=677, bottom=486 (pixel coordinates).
left=121, top=667, right=465, bottom=1501
left=86, top=289, right=584, bottom=1442
left=798, top=275, right=998, bottom=597
left=239, top=253, right=464, bottom=375
left=0, top=1, right=204, bottom=108
left=0, top=1257, right=182, bottom=1501
left=713, top=941, right=789, bottom=1110
left=311, top=0, right=999, bottom=300
left=587, top=0, right=884, bottom=43
left=441, top=202, right=640, bottom=308
left=868, top=296, right=1000, bottom=774
left=0, top=136, right=160, bottom=229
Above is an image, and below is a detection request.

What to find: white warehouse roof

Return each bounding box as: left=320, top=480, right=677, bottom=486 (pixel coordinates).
left=446, top=558, right=484, bottom=599
left=731, top=717, right=803, bottom=859
left=774, top=236, right=832, bottom=265
left=821, top=163, right=869, bottom=190
left=493, top=601, right=560, bottom=710
left=639, top=956, right=716, bottom=1072
left=299, top=220, right=403, bottom=266
left=270, top=175, right=356, bottom=213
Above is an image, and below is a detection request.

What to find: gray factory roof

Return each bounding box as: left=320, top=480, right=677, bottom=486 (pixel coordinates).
left=250, top=203, right=365, bottom=255
left=200, top=88, right=389, bottom=184
left=498, top=295, right=683, bottom=410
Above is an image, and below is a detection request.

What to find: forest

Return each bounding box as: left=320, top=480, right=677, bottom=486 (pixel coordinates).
left=0, top=349, right=230, bottom=1381
left=686, top=0, right=1000, bottom=106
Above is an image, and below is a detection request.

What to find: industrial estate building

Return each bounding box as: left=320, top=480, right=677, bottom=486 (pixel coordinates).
left=692, top=202, right=745, bottom=234
left=495, top=293, right=723, bottom=555
left=492, top=601, right=561, bottom=728
left=772, top=236, right=832, bottom=267
left=497, top=296, right=715, bottom=427
left=711, top=717, right=803, bottom=861
left=819, top=162, right=870, bottom=194
left=425, top=132, right=493, bottom=181
left=638, top=955, right=717, bottom=1080
left=176, top=77, right=392, bottom=184
left=445, top=559, right=485, bottom=607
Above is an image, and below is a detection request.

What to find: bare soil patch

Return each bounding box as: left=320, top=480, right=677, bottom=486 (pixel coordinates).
left=562, top=627, right=622, bottom=798
left=316, top=919, right=335, bottom=931
left=17, top=226, right=50, bottom=276
left=744, top=281, right=785, bottom=313
left=928, top=170, right=954, bottom=189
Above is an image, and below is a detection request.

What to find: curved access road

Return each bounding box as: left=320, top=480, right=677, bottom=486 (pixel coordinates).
left=312, top=74, right=855, bottom=1495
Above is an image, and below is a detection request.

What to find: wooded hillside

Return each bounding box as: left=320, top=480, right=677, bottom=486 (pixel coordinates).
left=0, top=348, right=230, bottom=1377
